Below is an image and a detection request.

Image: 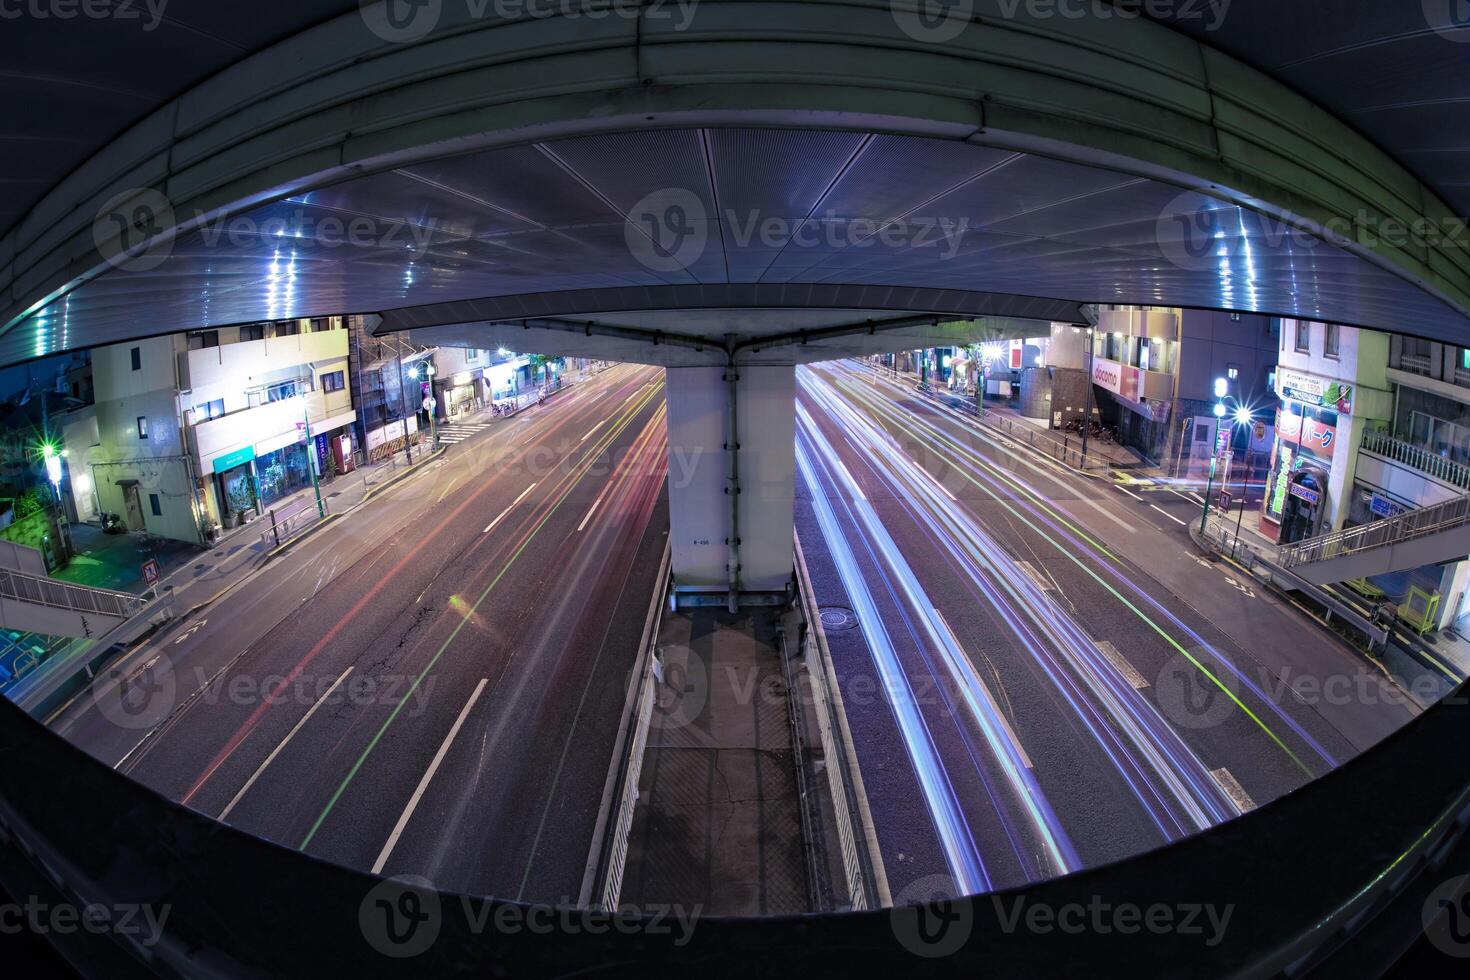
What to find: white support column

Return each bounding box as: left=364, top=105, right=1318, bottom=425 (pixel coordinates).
left=665, top=364, right=795, bottom=603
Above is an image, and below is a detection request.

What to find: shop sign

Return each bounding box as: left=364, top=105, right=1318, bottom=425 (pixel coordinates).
left=213, top=445, right=255, bottom=474
left=1370, top=493, right=1405, bottom=518
left=1092, top=357, right=1123, bottom=394
left=1276, top=367, right=1353, bottom=414
left=1289, top=482, right=1322, bottom=506
left=1276, top=407, right=1337, bottom=462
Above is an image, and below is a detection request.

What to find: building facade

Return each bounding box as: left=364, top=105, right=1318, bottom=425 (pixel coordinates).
left=1260, top=320, right=1392, bottom=544
left=1088, top=306, right=1279, bottom=467
left=85, top=317, right=358, bottom=542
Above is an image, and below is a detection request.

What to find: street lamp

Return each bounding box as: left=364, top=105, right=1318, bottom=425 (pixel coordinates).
left=415, top=362, right=438, bottom=447
left=1200, top=385, right=1229, bottom=532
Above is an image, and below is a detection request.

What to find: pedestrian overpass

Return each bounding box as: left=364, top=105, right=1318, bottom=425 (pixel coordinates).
left=5, top=0, right=1469, bottom=610
left=4, top=0, right=1470, bottom=972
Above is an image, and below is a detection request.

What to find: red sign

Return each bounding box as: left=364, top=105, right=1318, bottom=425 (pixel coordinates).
left=142, top=559, right=161, bottom=586
left=1275, top=407, right=1336, bottom=461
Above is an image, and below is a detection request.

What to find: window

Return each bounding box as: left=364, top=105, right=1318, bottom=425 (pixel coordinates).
left=273, top=321, right=300, bottom=337
left=466, top=348, right=483, bottom=364
left=130, top=347, right=141, bottom=371
left=1324, top=323, right=1340, bottom=358
left=321, top=370, right=346, bottom=393
left=265, top=381, right=300, bottom=403
left=187, top=330, right=219, bottom=350
left=1227, top=364, right=1240, bottom=380
left=240, top=323, right=266, bottom=342
left=136, top=416, right=148, bottom=439
left=1461, top=348, right=1470, bottom=372
left=195, top=398, right=225, bottom=420
left=1230, top=313, right=1242, bottom=322
left=1294, top=322, right=1311, bottom=353
left=149, top=493, right=162, bottom=517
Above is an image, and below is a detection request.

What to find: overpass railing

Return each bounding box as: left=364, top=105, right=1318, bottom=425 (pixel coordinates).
left=0, top=566, right=143, bottom=620
left=1279, top=493, right=1470, bottom=569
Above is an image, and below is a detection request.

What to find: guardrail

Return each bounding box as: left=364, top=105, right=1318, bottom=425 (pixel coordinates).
left=793, top=535, right=884, bottom=910
left=587, top=542, right=672, bottom=911
left=1360, top=430, right=1470, bottom=490
left=0, top=567, right=143, bottom=620
left=1278, top=492, right=1470, bottom=569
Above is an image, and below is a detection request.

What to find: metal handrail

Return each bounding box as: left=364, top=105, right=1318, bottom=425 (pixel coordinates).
left=1359, top=430, right=1470, bottom=490
left=1279, top=493, right=1470, bottom=568
left=0, top=567, right=144, bottom=620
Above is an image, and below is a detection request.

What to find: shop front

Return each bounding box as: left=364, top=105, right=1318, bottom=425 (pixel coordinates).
left=1263, top=400, right=1338, bottom=542
left=255, top=441, right=311, bottom=506
left=211, top=445, right=257, bottom=527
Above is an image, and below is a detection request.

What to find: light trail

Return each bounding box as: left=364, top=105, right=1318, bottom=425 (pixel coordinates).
left=824, top=361, right=1334, bottom=774
left=799, top=387, right=1235, bottom=838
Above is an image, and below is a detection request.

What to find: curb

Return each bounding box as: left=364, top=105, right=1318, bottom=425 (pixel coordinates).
left=264, top=512, right=341, bottom=560
left=360, top=447, right=446, bottom=504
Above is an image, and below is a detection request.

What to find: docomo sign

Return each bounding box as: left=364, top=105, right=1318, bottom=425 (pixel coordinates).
left=1091, top=357, right=1141, bottom=401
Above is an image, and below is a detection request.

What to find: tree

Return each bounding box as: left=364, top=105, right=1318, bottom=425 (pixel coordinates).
left=527, top=353, right=563, bottom=388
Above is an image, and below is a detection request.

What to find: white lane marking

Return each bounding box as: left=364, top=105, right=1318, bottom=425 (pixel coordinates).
left=1210, top=767, right=1257, bottom=812
left=219, top=667, right=354, bottom=823
left=372, top=678, right=488, bottom=875
left=1113, top=484, right=1143, bottom=501
left=1150, top=504, right=1188, bottom=527
left=1096, top=640, right=1149, bottom=689
left=580, top=418, right=607, bottom=442
left=483, top=483, right=538, bottom=534
left=577, top=488, right=609, bottom=532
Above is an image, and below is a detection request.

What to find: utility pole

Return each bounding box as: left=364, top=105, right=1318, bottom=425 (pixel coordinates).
left=303, top=404, right=325, bottom=518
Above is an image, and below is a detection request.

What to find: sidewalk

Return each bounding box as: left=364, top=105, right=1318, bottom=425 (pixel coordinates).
left=9, top=380, right=592, bottom=715
left=1195, top=509, right=1465, bottom=707
left=877, top=364, right=1145, bottom=474
left=5, top=436, right=448, bottom=715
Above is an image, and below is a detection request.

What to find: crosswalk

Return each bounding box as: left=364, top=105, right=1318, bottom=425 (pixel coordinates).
left=435, top=419, right=491, bottom=445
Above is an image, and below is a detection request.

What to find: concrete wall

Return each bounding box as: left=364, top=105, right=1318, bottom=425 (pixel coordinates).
left=91, top=337, right=200, bottom=543
left=665, top=365, right=794, bottom=595
left=1177, top=311, right=1278, bottom=406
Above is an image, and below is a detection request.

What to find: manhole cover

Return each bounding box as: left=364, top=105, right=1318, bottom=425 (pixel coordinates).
left=819, top=608, right=858, bottom=631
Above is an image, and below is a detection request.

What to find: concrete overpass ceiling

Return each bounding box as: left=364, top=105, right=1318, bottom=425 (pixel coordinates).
left=8, top=126, right=1467, bottom=368
left=1133, top=0, right=1470, bottom=222
left=403, top=307, right=1055, bottom=367
left=0, top=1, right=358, bottom=238
left=3, top=3, right=1469, bottom=365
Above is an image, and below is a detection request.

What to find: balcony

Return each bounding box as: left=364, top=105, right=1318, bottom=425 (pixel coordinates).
left=188, top=395, right=309, bottom=469
left=1359, top=430, right=1470, bottom=492
left=178, top=329, right=347, bottom=391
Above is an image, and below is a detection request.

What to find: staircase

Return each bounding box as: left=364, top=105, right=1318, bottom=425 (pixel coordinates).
left=1278, top=493, right=1470, bottom=585
left=0, top=544, right=146, bottom=640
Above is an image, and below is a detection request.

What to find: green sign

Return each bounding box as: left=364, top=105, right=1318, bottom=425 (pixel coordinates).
left=213, top=445, right=256, bottom=474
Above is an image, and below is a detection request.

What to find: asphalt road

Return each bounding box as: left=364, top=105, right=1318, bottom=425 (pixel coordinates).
left=795, top=360, right=1417, bottom=901
left=53, top=363, right=670, bottom=903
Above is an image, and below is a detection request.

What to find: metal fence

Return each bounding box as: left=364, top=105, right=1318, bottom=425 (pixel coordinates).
left=0, top=567, right=143, bottom=619
left=794, top=536, right=876, bottom=911
left=1279, top=493, right=1470, bottom=568
left=1359, top=430, right=1470, bottom=490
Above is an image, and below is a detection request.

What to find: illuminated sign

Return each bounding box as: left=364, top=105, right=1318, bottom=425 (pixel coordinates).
left=1276, top=367, right=1353, bottom=414
left=1275, top=406, right=1337, bottom=462
left=1267, top=441, right=1294, bottom=521
left=1092, top=358, right=1122, bottom=393
left=1288, top=482, right=1321, bottom=506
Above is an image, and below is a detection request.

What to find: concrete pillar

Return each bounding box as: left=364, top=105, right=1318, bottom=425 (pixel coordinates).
left=665, top=364, right=795, bottom=603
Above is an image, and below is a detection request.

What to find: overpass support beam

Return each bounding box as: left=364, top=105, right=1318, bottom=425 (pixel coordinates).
left=665, top=364, right=795, bottom=607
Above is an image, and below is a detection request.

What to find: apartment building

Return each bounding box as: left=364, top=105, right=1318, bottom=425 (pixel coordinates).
left=1088, top=307, right=1279, bottom=467
left=84, top=317, right=357, bottom=543
left=1261, top=320, right=1391, bottom=544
